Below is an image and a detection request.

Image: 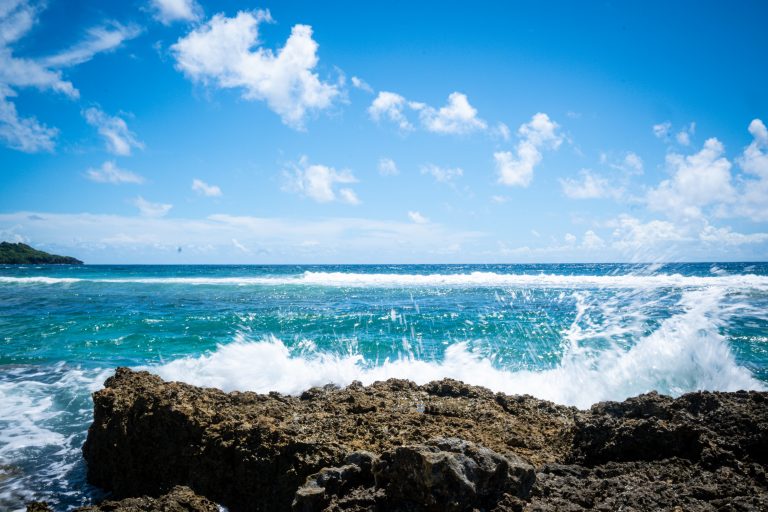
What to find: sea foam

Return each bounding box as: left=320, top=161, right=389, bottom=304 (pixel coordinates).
left=152, top=287, right=764, bottom=409
left=2, top=271, right=768, bottom=289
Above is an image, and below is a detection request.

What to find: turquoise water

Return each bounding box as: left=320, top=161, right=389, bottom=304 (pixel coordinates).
left=2, top=263, right=768, bottom=510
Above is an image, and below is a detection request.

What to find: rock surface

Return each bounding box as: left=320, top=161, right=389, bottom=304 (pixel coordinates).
left=78, top=368, right=768, bottom=512
left=27, top=486, right=219, bottom=512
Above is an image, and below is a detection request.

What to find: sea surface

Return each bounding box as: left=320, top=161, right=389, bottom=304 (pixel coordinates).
left=1, top=263, right=768, bottom=510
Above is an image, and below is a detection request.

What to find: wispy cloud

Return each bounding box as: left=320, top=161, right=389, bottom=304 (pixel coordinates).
left=192, top=178, right=222, bottom=197
left=420, top=163, right=463, bottom=184
left=133, top=196, right=173, bottom=217
left=86, top=161, right=144, bottom=184
left=378, top=157, right=399, bottom=176
left=83, top=107, right=143, bottom=156
left=0, top=2, right=139, bottom=152
left=408, top=211, right=429, bottom=224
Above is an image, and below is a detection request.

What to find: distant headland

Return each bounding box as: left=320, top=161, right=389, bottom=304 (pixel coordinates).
left=0, top=242, right=83, bottom=264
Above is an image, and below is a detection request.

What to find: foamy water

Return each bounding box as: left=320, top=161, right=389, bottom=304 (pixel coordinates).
left=1, top=263, right=767, bottom=510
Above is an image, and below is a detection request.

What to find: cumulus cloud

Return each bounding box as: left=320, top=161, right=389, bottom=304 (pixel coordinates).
left=610, top=214, right=688, bottom=252
left=732, top=118, right=768, bottom=221
left=368, top=91, right=485, bottom=135
left=420, top=163, right=463, bottom=184
left=368, top=91, right=412, bottom=131
left=408, top=211, right=429, bottom=224
left=83, top=107, right=143, bottom=156
left=283, top=156, right=360, bottom=204
left=172, top=10, right=339, bottom=129
left=378, top=157, right=399, bottom=176
left=560, top=169, right=622, bottom=199
left=86, top=161, right=144, bottom=184
left=416, top=92, right=486, bottom=134
left=192, top=178, right=222, bottom=197
left=149, top=0, right=202, bottom=25
left=133, top=196, right=172, bottom=217
left=495, top=113, right=563, bottom=187
left=0, top=1, right=139, bottom=152
left=646, top=138, right=735, bottom=220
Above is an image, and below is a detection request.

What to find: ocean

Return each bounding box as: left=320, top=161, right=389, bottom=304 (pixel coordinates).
left=1, top=263, right=768, bottom=510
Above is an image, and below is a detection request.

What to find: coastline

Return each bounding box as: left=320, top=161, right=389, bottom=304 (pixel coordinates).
left=29, top=368, right=768, bottom=511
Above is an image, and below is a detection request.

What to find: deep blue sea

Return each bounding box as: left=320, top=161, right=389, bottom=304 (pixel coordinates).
left=2, top=263, right=768, bottom=510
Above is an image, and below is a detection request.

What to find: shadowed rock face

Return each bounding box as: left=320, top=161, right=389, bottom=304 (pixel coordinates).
left=80, top=368, right=768, bottom=512
left=26, top=486, right=218, bottom=512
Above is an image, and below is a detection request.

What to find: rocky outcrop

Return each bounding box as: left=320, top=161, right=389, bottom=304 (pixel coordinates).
left=292, top=438, right=535, bottom=512
left=79, top=368, right=768, bottom=512
left=27, top=486, right=219, bottom=512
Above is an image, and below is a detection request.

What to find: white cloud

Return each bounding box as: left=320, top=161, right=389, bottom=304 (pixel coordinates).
left=172, top=10, right=339, bottom=130
left=581, top=230, right=605, bottom=249
left=86, top=161, right=144, bottom=184
left=732, top=118, right=768, bottom=221
left=231, top=237, right=251, bottom=253
left=491, top=195, right=508, bottom=204
left=420, top=163, right=463, bottom=183
left=613, top=152, right=643, bottom=175
left=652, top=121, right=671, bottom=139
left=368, top=91, right=485, bottom=135
left=416, top=92, right=486, bottom=134
left=283, top=156, right=360, bottom=204
left=675, top=122, right=695, bottom=146
left=133, top=196, right=172, bottom=217
left=564, top=233, right=577, bottom=244
left=368, top=91, right=412, bottom=131
left=350, top=76, right=373, bottom=93
left=83, top=107, right=143, bottom=156
left=338, top=188, right=360, bottom=205
left=560, top=169, right=622, bottom=199
left=192, top=178, right=222, bottom=197
left=739, top=119, right=768, bottom=178
left=609, top=214, right=688, bottom=252
left=495, top=122, right=511, bottom=141
left=41, top=22, right=141, bottom=68
left=495, top=113, right=563, bottom=187
left=0, top=2, right=139, bottom=152
left=0, top=86, right=57, bottom=152
left=646, top=138, right=735, bottom=220
left=408, top=211, right=429, bottom=224
left=0, top=211, right=483, bottom=263
left=378, top=157, right=399, bottom=176
left=699, top=224, right=768, bottom=245
left=149, top=0, right=202, bottom=25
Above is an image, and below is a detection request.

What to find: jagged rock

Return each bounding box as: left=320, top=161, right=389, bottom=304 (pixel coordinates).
left=80, top=368, right=768, bottom=512
left=294, top=438, right=535, bottom=512
left=71, top=486, right=219, bottom=511
left=82, top=369, right=573, bottom=511
left=26, top=503, right=53, bottom=512
left=570, top=390, right=768, bottom=467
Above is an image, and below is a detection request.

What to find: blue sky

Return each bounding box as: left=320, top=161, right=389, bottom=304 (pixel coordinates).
left=1, top=0, right=767, bottom=263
